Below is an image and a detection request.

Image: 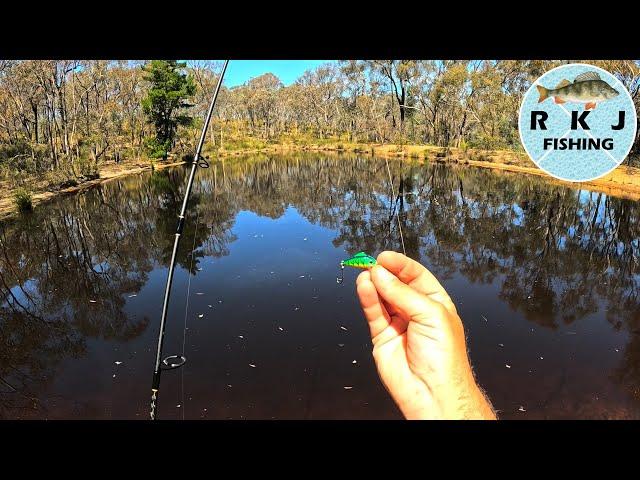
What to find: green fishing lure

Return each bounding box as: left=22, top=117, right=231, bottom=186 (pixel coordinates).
left=337, top=252, right=377, bottom=284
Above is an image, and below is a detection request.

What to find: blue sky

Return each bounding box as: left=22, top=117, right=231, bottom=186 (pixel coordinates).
left=216, top=60, right=335, bottom=87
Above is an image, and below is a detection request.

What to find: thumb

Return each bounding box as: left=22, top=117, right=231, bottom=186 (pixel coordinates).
left=370, top=265, right=447, bottom=325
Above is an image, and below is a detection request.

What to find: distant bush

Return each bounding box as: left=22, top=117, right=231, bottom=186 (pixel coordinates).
left=59, top=179, right=79, bottom=189
left=74, top=156, right=100, bottom=179
left=14, top=188, right=33, bottom=212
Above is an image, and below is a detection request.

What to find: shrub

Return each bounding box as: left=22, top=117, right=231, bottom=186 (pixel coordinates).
left=14, top=188, right=33, bottom=212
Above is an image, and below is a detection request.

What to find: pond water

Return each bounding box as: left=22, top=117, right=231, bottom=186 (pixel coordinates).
left=1, top=152, right=640, bottom=419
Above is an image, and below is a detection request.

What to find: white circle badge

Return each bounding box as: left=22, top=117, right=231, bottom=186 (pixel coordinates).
left=518, top=63, right=637, bottom=182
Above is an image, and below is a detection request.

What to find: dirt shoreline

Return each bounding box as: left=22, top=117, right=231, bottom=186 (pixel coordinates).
left=1, top=144, right=639, bottom=221
left=264, top=143, right=640, bottom=202
left=0, top=159, right=187, bottom=222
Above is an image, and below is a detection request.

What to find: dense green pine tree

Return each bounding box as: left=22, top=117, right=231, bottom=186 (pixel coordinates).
left=142, top=60, right=196, bottom=160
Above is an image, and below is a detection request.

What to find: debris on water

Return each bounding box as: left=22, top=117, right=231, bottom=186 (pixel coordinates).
left=340, top=326, right=348, bottom=331
left=128, top=294, right=137, bottom=298
left=615, top=348, right=620, bottom=352
left=498, top=343, right=504, bottom=347
left=299, top=275, right=305, bottom=278
left=176, top=404, right=181, bottom=408
left=539, top=356, right=544, bottom=360
left=112, top=374, right=116, bottom=378
left=527, top=295, right=532, bottom=299
left=115, top=361, right=122, bottom=365
left=89, top=300, right=97, bottom=303
left=227, top=384, right=232, bottom=388
left=294, top=307, right=299, bottom=311
left=249, top=364, right=256, bottom=368
left=270, top=271, right=275, bottom=274
left=196, top=292, right=204, bottom=295
left=518, top=406, right=526, bottom=412
left=352, top=360, right=357, bottom=364
left=303, top=238, right=307, bottom=241
left=278, top=327, right=284, bottom=331
left=218, top=300, right=223, bottom=304
left=343, top=386, right=353, bottom=390
left=208, top=304, right=212, bottom=308
left=197, top=268, right=202, bottom=271
left=338, top=343, right=345, bottom=347
left=238, top=335, right=244, bottom=339
left=198, top=314, right=204, bottom=318
left=481, top=315, right=488, bottom=322
left=506, top=364, right=511, bottom=369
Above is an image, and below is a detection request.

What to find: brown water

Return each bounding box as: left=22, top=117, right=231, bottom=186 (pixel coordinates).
left=1, top=152, right=639, bottom=419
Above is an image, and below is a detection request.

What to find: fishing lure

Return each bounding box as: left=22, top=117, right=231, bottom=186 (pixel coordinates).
left=336, top=252, right=377, bottom=284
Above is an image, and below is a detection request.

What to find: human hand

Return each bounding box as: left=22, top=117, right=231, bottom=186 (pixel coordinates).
left=356, top=251, right=496, bottom=420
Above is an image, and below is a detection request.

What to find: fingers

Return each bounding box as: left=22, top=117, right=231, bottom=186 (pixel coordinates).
left=376, top=251, right=456, bottom=312
left=356, top=271, right=391, bottom=339
left=370, top=264, right=448, bottom=326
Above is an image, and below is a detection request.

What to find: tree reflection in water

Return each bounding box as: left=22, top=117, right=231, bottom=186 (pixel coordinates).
left=1, top=152, right=639, bottom=418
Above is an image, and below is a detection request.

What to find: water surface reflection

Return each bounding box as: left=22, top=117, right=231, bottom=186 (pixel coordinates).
left=1, top=152, right=639, bottom=419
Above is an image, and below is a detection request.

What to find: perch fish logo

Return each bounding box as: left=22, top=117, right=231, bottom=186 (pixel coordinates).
left=519, top=64, right=637, bottom=182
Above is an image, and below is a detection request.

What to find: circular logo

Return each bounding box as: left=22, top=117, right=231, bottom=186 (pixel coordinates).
left=519, top=63, right=637, bottom=182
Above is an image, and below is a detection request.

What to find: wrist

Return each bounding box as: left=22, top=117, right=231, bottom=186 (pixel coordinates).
left=401, top=368, right=496, bottom=420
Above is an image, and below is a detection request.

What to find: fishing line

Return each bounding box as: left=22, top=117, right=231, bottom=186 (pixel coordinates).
left=150, top=60, right=228, bottom=420
left=179, top=204, right=201, bottom=420
left=384, top=157, right=406, bottom=256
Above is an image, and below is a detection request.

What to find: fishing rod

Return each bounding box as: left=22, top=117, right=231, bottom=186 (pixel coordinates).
left=150, top=60, right=228, bottom=420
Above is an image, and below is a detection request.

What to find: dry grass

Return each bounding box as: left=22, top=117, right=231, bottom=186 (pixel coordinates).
left=3, top=142, right=640, bottom=220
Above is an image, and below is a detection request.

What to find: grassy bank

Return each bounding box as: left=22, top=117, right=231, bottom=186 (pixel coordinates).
left=2, top=142, right=640, bottom=221
left=213, top=142, right=640, bottom=201
left=0, top=158, right=186, bottom=221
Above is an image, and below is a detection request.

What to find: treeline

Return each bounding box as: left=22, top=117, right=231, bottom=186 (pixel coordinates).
left=1, top=60, right=639, bottom=182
